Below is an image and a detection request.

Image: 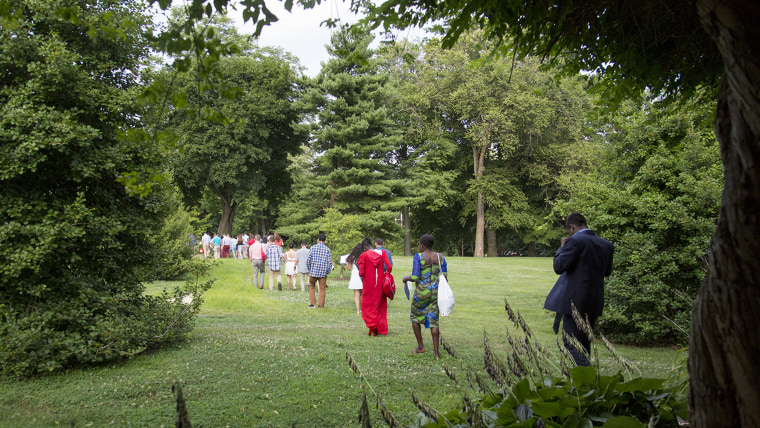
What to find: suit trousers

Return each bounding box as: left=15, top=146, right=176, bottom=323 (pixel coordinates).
left=562, top=313, right=598, bottom=367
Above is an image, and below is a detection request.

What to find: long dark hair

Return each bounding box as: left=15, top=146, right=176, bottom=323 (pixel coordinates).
left=361, top=237, right=373, bottom=251
left=347, top=242, right=364, bottom=266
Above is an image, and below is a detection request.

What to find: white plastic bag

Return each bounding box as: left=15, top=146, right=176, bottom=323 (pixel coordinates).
left=437, top=254, right=454, bottom=316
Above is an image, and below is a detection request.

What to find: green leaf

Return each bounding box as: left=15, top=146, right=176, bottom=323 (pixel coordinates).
left=512, top=378, right=531, bottom=402
left=172, top=92, right=188, bottom=109
left=514, top=404, right=533, bottom=422
left=602, top=416, right=644, bottom=428
left=615, top=377, right=665, bottom=393
left=531, top=401, right=561, bottom=418
left=569, top=366, right=597, bottom=387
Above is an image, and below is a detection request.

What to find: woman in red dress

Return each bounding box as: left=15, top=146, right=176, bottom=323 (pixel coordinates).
left=358, top=238, right=393, bottom=336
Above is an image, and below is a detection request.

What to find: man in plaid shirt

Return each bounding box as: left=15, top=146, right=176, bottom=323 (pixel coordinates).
left=307, top=233, right=334, bottom=308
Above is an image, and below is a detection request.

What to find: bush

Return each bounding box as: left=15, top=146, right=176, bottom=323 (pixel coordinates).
left=0, top=258, right=213, bottom=377
left=556, top=95, right=721, bottom=345
left=0, top=0, right=210, bottom=376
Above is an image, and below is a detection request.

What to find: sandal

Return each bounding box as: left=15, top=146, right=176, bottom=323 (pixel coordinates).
left=411, top=348, right=426, bottom=354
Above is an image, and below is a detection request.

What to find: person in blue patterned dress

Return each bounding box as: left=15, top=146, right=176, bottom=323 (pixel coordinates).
left=402, top=234, right=447, bottom=358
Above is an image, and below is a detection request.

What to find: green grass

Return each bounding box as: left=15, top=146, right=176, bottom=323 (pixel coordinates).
left=0, top=257, right=681, bottom=427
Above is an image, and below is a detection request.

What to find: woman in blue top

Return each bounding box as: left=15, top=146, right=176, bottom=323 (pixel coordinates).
left=402, top=234, right=447, bottom=358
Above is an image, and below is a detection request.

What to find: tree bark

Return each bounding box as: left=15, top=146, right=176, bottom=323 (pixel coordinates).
left=474, top=192, right=485, bottom=257
left=486, top=228, right=497, bottom=257
left=218, top=199, right=238, bottom=235
left=473, top=142, right=486, bottom=258
left=403, top=205, right=412, bottom=256
left=690, top=1, right=760, bottom=426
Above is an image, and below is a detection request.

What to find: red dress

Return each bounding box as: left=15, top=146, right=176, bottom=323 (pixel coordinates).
left=358, top=250, right=393, bottom=336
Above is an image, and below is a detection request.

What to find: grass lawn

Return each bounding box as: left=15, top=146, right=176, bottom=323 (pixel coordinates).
left=0, top=256, right=681, bottom=427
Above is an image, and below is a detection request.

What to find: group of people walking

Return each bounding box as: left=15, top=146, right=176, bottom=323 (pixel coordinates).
left=194, top=211, right=612, bottom=365
left=346, top=235, right=447, bottom=358
left=200, top=232, right=252, bottom=260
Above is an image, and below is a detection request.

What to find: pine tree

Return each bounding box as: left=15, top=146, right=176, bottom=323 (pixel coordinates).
left=279, top=26, right=406, bottom=240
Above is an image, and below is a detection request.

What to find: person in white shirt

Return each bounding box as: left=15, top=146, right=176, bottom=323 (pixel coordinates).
left=201, top=232, right=212, bottom=259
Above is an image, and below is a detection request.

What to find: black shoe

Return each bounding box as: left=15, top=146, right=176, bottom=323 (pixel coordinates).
left=278, top=283, right=282, bottom=291
left=308, top=304, right=315, bottom=309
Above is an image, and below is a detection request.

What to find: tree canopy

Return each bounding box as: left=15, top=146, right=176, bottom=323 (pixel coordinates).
left=0, top=0, right=206, bottom=376
left=278, top=26, right=406, bottom=241
left=168, top=47, right=307, bottom=234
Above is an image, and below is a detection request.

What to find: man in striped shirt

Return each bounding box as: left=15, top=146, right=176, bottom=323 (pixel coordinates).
left=306, top=233, right=333, bottom=308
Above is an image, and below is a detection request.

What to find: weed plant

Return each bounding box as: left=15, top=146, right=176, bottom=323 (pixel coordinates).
left=0, top=257, right=680, bottom=427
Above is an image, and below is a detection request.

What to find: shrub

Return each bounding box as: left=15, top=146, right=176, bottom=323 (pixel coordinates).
left=556, top=94, right=721, bottom=345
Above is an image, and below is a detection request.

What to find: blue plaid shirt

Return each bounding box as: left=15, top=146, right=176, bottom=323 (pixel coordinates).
left=307, top=242, right=333, bottom=278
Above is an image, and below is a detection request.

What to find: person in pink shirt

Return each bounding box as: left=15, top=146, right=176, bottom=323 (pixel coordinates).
left=249, top=234, right=266, bottom=289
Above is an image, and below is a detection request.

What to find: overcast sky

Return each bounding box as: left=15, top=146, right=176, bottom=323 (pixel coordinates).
left=229, top=0, right=428, bottom=76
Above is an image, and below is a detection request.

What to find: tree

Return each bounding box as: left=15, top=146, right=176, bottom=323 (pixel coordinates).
left=377, top=40, right=460, bottom=255
left=557, top=95, right=722, bottom=345
left=362, top=0, right=759, bottom=425
left=404, top=32, right=591, bottom=257
left=0, top=0, right=205, bottom=375
left=168, top=47, right=307, bottom=234
left=278, top=26, right=407, bottom=240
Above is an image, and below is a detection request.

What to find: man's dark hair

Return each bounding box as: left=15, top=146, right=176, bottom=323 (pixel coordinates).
left=420, top=234, right=435, bottom=249
left=301, top=240, right=307, bottom=246
left=375, top=237, right=384, bottom=246
left=318, top=233, right=326, bottom=242
left=565, top=213, right=588, bottom=229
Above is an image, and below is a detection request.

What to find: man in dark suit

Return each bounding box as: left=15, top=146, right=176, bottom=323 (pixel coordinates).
left=549, top=213, right=614, bottom=366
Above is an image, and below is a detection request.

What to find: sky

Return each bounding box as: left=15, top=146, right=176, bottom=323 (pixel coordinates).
left=228, top=0, right=429, bottom=77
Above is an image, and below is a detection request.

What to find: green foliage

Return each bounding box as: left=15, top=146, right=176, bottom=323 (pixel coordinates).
left=167, top=44, right=307, bottom=234
left=278, top=25, right=406, bottom=240
left=154, top=199, right=206, bottom=280
left=315, top=209, right=366, bottom=258
left=393, top=33, right=593, bottom=255
left=404, top=302, right=689, bottom=428
left=0, top=0, right=209, bottom=376
left=364, top=0, right=721, bottom=107
left=279, top=208, right=364, bottom=256
left=555, top=95, right=721, bottom=345
left=416, top=368, right=688, bottom=427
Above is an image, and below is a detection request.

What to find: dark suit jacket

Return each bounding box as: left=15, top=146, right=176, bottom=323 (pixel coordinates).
left=544, top=273, right=570, bottom=314
left=551, top=230, right=614, bottom=317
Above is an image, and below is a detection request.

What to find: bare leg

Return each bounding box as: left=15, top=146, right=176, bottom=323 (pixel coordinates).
left=354, top=290, right=362, bottom=314
left=431, top=327, right=440, bottom=358
left=412, top=322, right=426, bottom=353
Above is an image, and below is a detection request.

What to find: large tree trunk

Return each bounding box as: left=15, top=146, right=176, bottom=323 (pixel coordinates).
left=218, top=199, right=238, bottom=235
left=472, top=142, right=486, bottom=258
left=474, top=192, right=485, bottom=257
left=486, top=228, right=497, bottom=257
left=403, top=205, right=412, bottom=256
left=690, top=1, right=760, bottom=426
